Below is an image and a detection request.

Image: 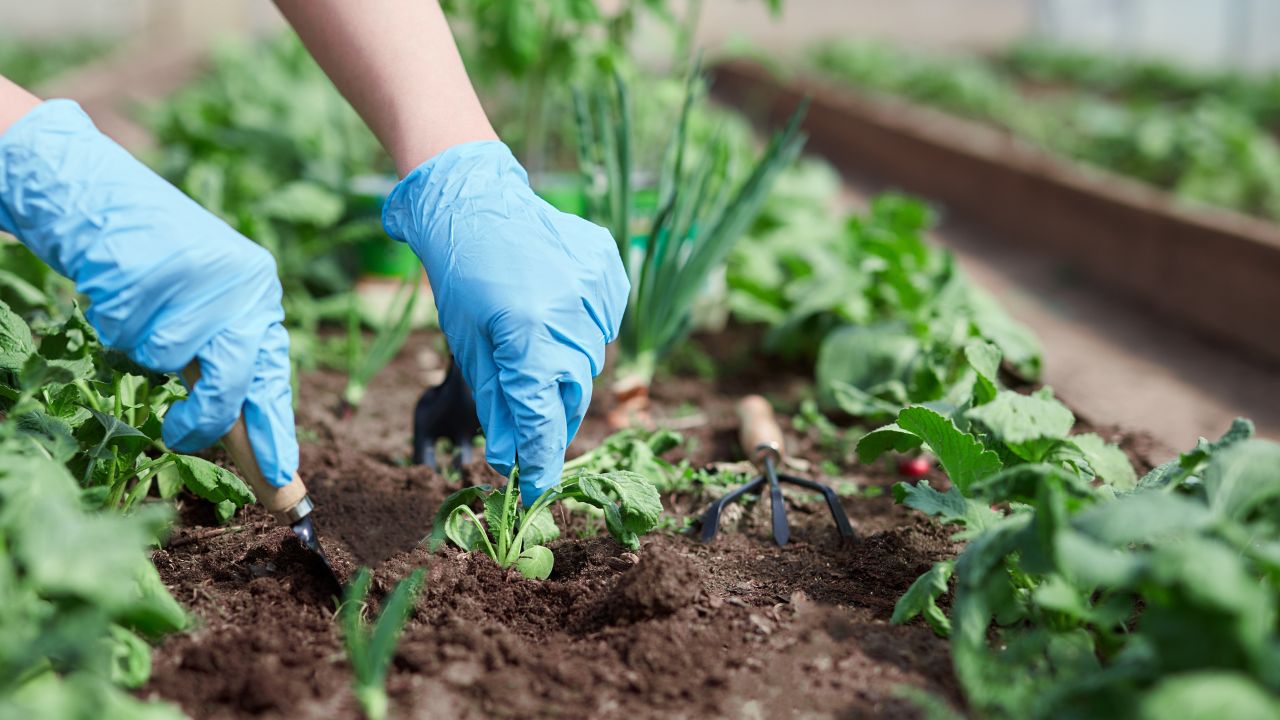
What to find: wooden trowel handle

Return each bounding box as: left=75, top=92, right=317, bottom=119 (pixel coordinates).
left=737, top=394, right=784, bottom=466
left=181, top=360, right=310, bottom=521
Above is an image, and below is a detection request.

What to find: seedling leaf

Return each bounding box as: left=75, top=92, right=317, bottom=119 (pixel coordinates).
left=1137, top=672, right=1280, bottom=720
left=1200, top=439, right=1280, bottom=523
left=427, top=484, right=493, bottom=551
left=897, top=406, right=1003, bottom=492
left=0, top=299, right=36, bottom=373
left=519, top=506, right=561, bottom=549
left=967, top=389, right=1074, bottom=447
left=1071, top=491, right=1213, bottom=546
left=1070, top=433, right=1137, bottom=490
left=171, top=455, right=255, bottom=509
left=856, top=423, right=923, bottom=463
left=444, top=506, right=487, bottom=553
left=892, top=560, right=954, bottom=636
left=967, top=463, right=1096, bottom=506
left=963, top=340, right=1001, bottom=406
left=515, top=545, right=554, bottom=580
left=341, top=567, right=426, bottom=720
left=893, top=481, right=999, bottom=531
left=571, top=470, right=662, bottom=549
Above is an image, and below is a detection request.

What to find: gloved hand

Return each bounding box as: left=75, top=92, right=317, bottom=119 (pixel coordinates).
left=383, top=141, right=628, bottom=505
left=0, top=100, right=298, bottom=487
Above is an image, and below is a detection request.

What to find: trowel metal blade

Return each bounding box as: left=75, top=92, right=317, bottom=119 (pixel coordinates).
left=290, top=515, right=344, bottom=600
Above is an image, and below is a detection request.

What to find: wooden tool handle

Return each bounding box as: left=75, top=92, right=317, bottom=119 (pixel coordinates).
left=737, top=394, right=784, bottom=465
left=182, top=361, right=309, bottom=520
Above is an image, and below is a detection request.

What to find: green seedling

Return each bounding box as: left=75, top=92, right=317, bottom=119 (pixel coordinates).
left=340, top=567, right=426, bottom=720
left=562, top=427, right=684, bottom=490
left=340, top=268, right=421, bottom=417
left=428, top=470, right=661, bottom=579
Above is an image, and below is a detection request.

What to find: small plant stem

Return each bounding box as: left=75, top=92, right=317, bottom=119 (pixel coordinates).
left=355, top=686, right=388, bottom=720
left=614, top=351, right=657, bottom=392
left=74, top=379, right=101, bottom=411
left=455, top=506, right=498, bottom=562
left=116, top=454, right=175, bottom=511
left=507, top=484, right=568, bottom=561
left=113, top=373, right=123, bottom=419
left=562, top=448, right=603, bottom=473
left=122, top=473, right=153, bottom=511
left=497, top=471, right=519, bottom=563
left=131, top=453, right=174, bottom=481
left=103, top=448, right=125, bottom=509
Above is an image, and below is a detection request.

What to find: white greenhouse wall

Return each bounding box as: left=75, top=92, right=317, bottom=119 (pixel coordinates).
left=1032, top=0, right=1280, bottom=72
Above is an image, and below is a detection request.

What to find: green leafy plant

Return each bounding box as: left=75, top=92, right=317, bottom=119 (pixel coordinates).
left=723, top=174, right=1041, bottom=420
left=861, top=341, right=1280, bottom=717
left=0, top=35, right=113, bottom=87
left=0, top=441, right=187, bottom=718
left=428, top=470, right=662, bottom=579
left=0, top=292, right=255, bottom=523
left=340, top=568, right=426, bottom=720
left=574, top=68, right=806, bottom=405
left=562, top=427, right=682, bottom=487
left=999, top=41, right=1280, bottom=129
left=562, top=426, right=748, bottom=493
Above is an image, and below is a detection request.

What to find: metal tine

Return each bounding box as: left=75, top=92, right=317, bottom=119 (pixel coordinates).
left=698, top=475, right=767, bottom=543
left=695, top=395, right=856, bottom=547
left=778, top=473, right=856, bottom=540
left=764, top=456, right=791, bottom=546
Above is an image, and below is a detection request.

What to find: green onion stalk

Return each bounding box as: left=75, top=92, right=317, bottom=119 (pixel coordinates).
left=573, top=68, right=807, bottom=426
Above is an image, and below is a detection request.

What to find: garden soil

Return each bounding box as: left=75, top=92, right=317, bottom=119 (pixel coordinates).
left=142, top=330, right=1158, bottom=719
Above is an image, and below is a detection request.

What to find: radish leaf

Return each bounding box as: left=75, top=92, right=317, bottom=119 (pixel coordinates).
left=515, top=545, right=554, bottom=580
left=897, top=406, right=1003, bottom=492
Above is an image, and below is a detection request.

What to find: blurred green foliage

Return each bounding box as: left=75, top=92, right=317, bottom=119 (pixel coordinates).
left=809, top=40, right=1280, bottom=223
left=0, top=35, right=112, bottom=87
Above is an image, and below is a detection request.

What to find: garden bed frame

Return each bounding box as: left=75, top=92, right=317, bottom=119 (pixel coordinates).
left=711, top=60, right=1280, bottom=366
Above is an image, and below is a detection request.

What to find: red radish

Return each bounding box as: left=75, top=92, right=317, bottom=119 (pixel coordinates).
left=898, top=456, right=931, bottom=478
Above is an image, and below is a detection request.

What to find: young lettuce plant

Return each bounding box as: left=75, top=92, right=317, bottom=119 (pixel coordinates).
left=573, top=68, right=806, bottom=423
left=428, top=470, right=662, bottom=579
left=339, top=567, right=426, bottom=720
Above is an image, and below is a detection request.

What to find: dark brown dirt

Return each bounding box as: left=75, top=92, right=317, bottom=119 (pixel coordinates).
left=141, top=328, right=1161, bottom=719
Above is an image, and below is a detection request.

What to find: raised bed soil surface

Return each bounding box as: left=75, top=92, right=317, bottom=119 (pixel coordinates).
left=141, top=331, right=1153, bottom=719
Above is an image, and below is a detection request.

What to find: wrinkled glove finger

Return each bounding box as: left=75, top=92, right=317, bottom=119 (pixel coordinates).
left=502, top=371, right=568, bottom=508
left=548, top=312, right=601, bottom=442
left=241, top=322, right=298, bottom=489
left=493, top=338, right=594, bottom=507
left=162, top=324, right=265, bottom=453
left=450, top=332, right=516, bottom=478
left=559, top=213, right=630, bottom=343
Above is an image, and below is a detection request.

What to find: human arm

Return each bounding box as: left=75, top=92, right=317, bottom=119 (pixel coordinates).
left=0, top=75, right=41, bottom=135
left=272, top=0, right=497, bottom=175
left=274, top=0, right=630, bottom=503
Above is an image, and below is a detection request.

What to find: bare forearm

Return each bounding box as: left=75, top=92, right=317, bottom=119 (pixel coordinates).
left=0, top=75, right=42, bottom=137
left=274, top=0, right=498, bottom=176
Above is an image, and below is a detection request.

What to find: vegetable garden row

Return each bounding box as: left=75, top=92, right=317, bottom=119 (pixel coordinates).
left=2, top=13, right=1279, bottom=720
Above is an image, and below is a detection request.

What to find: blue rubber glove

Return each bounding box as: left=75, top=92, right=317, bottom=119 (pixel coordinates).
left=383, top=141, right=628, bottom=505
left=0, top=100, right=298, bottom=487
